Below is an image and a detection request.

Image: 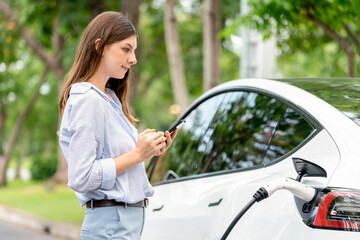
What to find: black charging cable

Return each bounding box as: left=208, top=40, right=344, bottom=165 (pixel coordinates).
left=220, top=187, right=269, bottom=240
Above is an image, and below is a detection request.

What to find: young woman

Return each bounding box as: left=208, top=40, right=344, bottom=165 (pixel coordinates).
left=58, top=11, right=176, bottom=239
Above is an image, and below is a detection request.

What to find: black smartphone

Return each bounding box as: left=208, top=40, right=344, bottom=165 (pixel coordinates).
left=168, top=119, right=186, bottom=134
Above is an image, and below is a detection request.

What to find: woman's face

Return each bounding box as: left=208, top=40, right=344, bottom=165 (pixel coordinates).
left=99, top=35, right=137, bottom=80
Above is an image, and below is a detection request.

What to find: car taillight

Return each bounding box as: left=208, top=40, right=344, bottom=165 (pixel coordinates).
left=311, top=190, right=360, bottom=231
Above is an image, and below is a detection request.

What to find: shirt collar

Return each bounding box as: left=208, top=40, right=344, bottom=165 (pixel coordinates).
left=70, top=82, right=115, bottom=102
left=69, top=82, right=93, bottom=94
left=70, top=82, right=125, bottom=112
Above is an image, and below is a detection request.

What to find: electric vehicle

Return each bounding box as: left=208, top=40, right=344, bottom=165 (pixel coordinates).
left=143, top=78, right=360, bottom=239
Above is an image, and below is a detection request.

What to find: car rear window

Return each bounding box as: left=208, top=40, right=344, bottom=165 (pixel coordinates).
left=277, top=78, right=360, bottom=126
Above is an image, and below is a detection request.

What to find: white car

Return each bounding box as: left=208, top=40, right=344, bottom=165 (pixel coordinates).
left=143, top=78, right=360, bottom=240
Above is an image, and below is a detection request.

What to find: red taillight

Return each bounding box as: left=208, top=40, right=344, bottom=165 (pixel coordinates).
left=312, top=191, right=360, bottom=231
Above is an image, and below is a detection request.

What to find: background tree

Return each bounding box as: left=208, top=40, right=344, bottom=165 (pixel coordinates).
left=164, top=0, right=189, bottom=113
left=231, top=0, right=360, bottom=77
left=0, top=0, right=72, bottom=185
left=0, top=0, right=243, bottom=186
left=0, top=0, right=105, bottom=185
left=0, top=0, right=56, bottom=185
left=121, top=0, right=142, bottom=100
left=203, top=0, right=221, bottom=91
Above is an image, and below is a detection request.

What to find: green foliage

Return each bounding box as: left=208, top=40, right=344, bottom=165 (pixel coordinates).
left=277, top=43, right=348, bottom=77
left=0, top=0, right=97, bottom=182
left=135, top=0, right=241, bottom=131
left=30, top=154, right=57, bottom=180
left=222, top=0, right=360, bottom=77
left=3, top=0, right=357, bottom=187
left=134, top=1, right=173, bottom=130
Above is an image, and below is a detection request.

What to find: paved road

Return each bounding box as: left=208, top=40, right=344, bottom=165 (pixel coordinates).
left=0, top=219, right=66, bottom=240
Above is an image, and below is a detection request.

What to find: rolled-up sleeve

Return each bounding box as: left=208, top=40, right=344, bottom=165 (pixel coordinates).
left=99, top=158, right=116, bottom=189
left=64, top=92, right=116, bottom=193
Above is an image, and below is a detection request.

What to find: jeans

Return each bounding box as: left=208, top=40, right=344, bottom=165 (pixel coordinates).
left=81, top=206, right=145, bottom=240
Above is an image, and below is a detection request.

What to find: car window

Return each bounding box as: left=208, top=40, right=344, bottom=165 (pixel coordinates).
left=160, top=90, right=315, bottom=180
left=277, top=78, right=360, bottom=127
left=164, top=93, right=226, bottom=178
left=186, top=91, right=287, bottom=175
left=263, top=108, right=315, bottom=163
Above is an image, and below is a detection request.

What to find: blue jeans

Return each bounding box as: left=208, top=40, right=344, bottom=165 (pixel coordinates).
left=81, top=206, right=145, bottom=240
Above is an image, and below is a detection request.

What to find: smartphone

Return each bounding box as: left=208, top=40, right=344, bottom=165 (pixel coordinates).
left=168, top=119, right=186, bottom=134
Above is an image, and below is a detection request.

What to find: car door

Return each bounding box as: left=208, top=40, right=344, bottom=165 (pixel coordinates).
left=143, top=93, right=232, bottom=239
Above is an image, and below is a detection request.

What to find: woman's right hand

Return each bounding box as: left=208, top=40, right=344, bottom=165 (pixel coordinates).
left=113, top=129, right=166, bottom=175
left=135, top=129, right=167, bottom=162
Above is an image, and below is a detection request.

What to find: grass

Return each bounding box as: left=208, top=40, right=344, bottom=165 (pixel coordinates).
left=0, top=180, right=85, bottom=226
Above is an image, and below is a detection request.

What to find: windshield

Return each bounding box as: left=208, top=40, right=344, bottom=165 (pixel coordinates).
left=276, top=78, right=360, bottom=126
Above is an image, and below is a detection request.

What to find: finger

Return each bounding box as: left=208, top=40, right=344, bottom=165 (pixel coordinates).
left=165, top=131, right=172, bottom=147
left=156, top=143, right=167, bottom=156
left=170, top=128, right=178, bottom=139
left=152, top=131, right=165, bottom=140
left=140, top=129, right=156, bottom=136
left=160, top=142, right=167, bottom=152
left=155, top=136, right=167, bottom=145
left=165, top=131, right=170, bottom=139
left=158, top=141, right=166, bottom=149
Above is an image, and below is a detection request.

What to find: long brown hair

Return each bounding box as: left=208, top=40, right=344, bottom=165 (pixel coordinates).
left=59, top=11, right=138, bottom=125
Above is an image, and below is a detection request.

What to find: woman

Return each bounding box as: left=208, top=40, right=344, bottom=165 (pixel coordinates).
left=58, top=11, right=176, bottom=239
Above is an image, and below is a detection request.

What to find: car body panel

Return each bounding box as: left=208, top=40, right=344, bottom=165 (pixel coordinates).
left=263, top=129, right=340, bottom=188
left=144, top=167, right=266, bottom=239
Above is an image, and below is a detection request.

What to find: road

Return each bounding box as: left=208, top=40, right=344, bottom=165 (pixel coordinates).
left=0, top=219, right=67, bottom=240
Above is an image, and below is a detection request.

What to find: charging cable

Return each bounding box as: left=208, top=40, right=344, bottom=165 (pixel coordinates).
left=220, top=177, right=317, bottom=240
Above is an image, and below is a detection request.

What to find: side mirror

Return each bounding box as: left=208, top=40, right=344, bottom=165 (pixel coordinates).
left=292, top=157, right=327, bottom=182
left=163, top=170, right=179, bottom=181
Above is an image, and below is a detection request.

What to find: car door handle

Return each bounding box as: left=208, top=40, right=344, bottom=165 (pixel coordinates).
left=152, top=205, right=164, bottom=212
left=208, top=198, right=223, bottom=207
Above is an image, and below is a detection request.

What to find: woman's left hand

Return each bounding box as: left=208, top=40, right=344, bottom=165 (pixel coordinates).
left=161, top=128, right=178, bottom=153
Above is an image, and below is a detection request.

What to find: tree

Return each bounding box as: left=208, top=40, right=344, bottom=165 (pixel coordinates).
left=0, top=0, right=67, bottom=185
left=121, top=0, right=143, bottom=101
left=0, top=0, right=141, bottom=185
left=237, top=0, right=360, bottom=77
left=203, top=0, right=221, bottom=91
left=0, top=46, right=50, bottom=185
left=0, top=0, right=242, bottom=186
left=132, top=0, right=240, bottom=130
left=164, top=0, right=189, bottom=113
left=0, top=68, right=50, bottom=185
left=0, top=1, right=64, bottom=78
left=0, top=0, right=56, bottom=186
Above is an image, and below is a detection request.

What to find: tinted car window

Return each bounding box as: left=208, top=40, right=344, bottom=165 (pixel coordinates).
left=263, top=108, right=315, bottom=163
left=188, top=91, right=286, bottom=175
left=277, top=78, right=360, bottom=126
left=164, top=93, right=225, bottom=178
left=161, top=90, right=314, bottom=180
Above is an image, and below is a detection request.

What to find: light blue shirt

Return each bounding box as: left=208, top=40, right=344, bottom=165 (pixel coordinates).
left=59, top=82, right=154, bottom=206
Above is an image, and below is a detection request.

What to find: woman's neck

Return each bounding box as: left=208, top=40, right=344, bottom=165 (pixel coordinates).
left=87, top=71, right=108, bottom=93
left=86, top=73, right=113, bottom=101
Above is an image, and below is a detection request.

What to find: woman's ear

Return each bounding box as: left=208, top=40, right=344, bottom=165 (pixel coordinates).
left=95, top=38, right=101, bottom=51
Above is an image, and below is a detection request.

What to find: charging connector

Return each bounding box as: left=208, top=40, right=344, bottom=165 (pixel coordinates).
left=220, top=177, right=317, bottom=240
left=262, top=177, right=317, bottom=202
